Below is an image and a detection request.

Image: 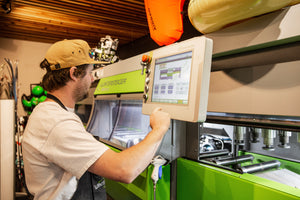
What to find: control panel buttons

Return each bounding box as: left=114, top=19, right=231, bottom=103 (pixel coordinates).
left=141, top=54, right=152, bottom=75
left=145, top=69, right=151, bottom=75
left=145, top=85, right=149, bottom=92
left=143, top=94, right=148, bottom=102
left=142, top=55, right=152, bottom=63
left=141, top=54, right=152, bottom=102
left=145, top=77, right=150, bottom=84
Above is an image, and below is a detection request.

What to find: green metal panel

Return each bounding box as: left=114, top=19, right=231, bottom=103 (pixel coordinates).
left=94, top=69, right=146, bottom=95
left=177, top=157, right=300, bottom=200
left=104, top=146, right=171, bottom=200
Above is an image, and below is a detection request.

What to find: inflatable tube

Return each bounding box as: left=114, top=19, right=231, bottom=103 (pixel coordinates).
left=144, top=0, right=186, bottom=46
left=188, top=0, right=300, bottom=34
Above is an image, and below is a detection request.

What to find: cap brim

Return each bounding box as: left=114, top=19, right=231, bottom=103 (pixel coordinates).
left=49, top=60, right=110, bottom=70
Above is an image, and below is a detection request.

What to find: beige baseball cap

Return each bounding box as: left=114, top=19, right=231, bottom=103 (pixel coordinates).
left=45, top=39, right=108, bottom=70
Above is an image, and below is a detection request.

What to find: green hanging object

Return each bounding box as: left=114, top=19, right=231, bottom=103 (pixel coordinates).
left=22, top=98, right=32, bottom=108
left=22, top=85, right=48, bottom=115
left=32, top=85, right=44, bottom=97
left=38, top=95, right=47, bottom=103
left=31, top=96, right=39, bottom=106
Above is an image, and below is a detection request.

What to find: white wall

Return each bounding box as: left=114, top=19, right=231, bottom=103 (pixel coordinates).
left=0, top=37, right=52, bottom=116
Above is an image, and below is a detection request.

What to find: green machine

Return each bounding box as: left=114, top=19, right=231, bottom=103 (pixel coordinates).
left=87, top=36, right=213, bottom=199
left=177, top=122, right=300, bottom=200
left=175, top=4, right=300, bottom=200
left=88, top=69, right=179, bottom=199
left=87, top=67, right=186, bottom=200
left=86, top=5, right=300, bottom=199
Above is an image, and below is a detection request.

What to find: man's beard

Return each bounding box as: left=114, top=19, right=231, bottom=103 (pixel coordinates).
left=79, top=92, right=89, bottom=101
left=73, top=82, right=90, bottom=102
left=74, top=89, right=89, bottom=102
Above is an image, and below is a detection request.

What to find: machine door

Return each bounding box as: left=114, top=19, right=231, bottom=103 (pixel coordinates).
left=87, top=99, right=150, bottom=149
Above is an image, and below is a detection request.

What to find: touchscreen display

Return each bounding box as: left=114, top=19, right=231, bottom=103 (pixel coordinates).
left=151, top=51, right=192, bottom=104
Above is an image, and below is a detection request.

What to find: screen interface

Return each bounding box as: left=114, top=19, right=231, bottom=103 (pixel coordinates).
left=151, top=51, right=192, bottom=104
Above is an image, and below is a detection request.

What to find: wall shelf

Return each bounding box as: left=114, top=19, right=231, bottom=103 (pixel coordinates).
left=207, top=4, right=300, bottom=70
left=211, top=36, right=300, bottom=71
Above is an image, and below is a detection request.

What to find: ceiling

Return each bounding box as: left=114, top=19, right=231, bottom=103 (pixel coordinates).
left=0, top=0, right=150, bottom=48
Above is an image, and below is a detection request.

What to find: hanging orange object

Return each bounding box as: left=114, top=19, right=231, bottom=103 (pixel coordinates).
left=144, top=0, right=186, bottom=46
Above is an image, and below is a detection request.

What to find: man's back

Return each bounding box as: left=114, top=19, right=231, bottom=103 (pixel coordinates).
left=23, top=102, right=108, bottom=200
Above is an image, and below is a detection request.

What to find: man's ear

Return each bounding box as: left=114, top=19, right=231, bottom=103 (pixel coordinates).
left=69, top=67, right=78, bottom=81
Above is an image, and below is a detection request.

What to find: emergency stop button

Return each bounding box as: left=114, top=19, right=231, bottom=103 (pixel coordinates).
left=141, top=55, right=152, bottom=75
left=142, top=55, right=152, bottom=63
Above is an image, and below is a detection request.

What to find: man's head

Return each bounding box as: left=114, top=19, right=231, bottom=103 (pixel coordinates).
left=43, top=39, right=100, bottom=71
left=40, top=39, right=102, bottom=92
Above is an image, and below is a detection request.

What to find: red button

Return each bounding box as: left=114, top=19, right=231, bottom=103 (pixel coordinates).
left=142, top=55, right=152, bottom=63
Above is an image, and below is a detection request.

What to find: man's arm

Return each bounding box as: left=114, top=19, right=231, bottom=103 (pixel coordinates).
left=88, top=107, right=170, bottom=183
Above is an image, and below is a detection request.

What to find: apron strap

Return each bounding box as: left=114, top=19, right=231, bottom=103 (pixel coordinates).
left=46, top=93, right=67, bottom=111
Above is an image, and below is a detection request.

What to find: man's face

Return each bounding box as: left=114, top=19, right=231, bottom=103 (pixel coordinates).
left=73, top=64, right=94, bottom=102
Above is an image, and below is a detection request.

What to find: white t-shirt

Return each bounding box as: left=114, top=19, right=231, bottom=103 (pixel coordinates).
left=23, top=102, right=109, bottom=200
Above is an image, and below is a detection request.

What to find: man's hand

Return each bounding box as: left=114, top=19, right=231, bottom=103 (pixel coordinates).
left=150, top=107, right=170, bottom=134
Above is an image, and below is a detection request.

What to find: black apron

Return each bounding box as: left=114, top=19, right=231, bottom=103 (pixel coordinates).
left=47, top=94, right=107, bottom=200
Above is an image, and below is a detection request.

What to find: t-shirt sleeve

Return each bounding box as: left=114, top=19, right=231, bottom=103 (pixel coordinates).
left=41, top=116, right=109, bottom=179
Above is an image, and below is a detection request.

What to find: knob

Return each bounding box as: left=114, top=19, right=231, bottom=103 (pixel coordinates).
left=143, top=94, right=148, bottom=102
left=145, top=85, right=149, bottom=92
left=146, top=69, right=151, bottom=75
left=142, top=55, right=152, bottom=63
left=145, top=77, right=150, bottom=84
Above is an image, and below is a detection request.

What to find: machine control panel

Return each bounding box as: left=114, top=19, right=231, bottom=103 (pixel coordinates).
left=142, top=36, right=213, bottom=122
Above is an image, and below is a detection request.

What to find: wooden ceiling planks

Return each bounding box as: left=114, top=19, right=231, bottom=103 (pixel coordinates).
left=16, top=0, right=147, bottom=26
left=4, top=5, right=147, bottom=37
left=0, top=0, right=149, bottom=47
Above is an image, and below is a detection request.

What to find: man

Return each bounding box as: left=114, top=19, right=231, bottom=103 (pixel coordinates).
left=22, top=39, right=170, bottom=200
